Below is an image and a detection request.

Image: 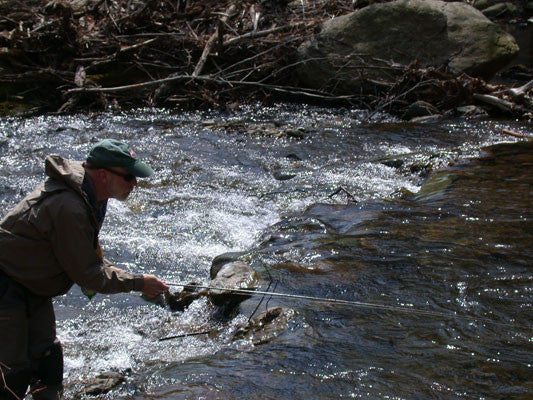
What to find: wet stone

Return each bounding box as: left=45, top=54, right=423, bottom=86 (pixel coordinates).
left=210, top=251, right=246, bottom=279
left=208, top=261, right=260, bottom=308
left=272, top=170, right=297, bottom=181
left=232, top=307, right=296, bottom=345
left=83, top=372, right=125, bottom=395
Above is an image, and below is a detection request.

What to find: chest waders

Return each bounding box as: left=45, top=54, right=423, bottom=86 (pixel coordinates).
left=0, top=270, right=63, bottom=400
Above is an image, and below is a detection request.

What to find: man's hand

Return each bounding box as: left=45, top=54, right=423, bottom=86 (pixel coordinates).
left=141, top=274, right=169, bottom=298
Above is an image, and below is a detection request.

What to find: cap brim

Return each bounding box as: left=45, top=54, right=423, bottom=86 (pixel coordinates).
left=125, top=160, right=154, bottom=178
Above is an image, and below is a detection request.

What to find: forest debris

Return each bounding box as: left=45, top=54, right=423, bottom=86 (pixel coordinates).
left=0, top=0, right=530, bottom=120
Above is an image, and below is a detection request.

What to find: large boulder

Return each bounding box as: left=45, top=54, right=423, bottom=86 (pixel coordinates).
left=297, top=0, right=519, bottom=92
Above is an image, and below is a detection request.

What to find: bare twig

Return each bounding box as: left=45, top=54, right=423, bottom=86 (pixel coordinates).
left=329, top=186, right=357, bottom=203
left=118, top=37, right=158, bottom=53
left=223, top=23, right=305, bottom=47
left=502, top=129, right=529, bottom=139
left=1, top=362, right=21, bottom=400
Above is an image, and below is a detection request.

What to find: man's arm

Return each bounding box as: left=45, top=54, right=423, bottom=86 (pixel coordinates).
left=46, top=194, right=167, bottom=295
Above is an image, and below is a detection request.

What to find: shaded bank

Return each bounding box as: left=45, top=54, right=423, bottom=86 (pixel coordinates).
left=0, top=0, right=531, bottom=119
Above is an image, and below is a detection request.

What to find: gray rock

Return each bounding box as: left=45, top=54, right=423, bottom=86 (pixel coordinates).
left=297, top=0, right=519, bottom=92
left=83, top=372, right=125, bottom=395
left=208, top=261, right=260, bottom=308
left=232, top=306, right=296, bottom=345
left=402, top=100, right=439, bottom=120
left=210, top=251, right=246, bottom=279
left=272, top=170, right=297, bottom=181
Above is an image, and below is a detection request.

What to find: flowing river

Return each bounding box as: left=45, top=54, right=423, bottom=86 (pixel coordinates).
left=0, top=104, right=531, bottom=399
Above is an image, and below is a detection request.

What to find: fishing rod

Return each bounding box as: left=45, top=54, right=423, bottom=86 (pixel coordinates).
left=166, top=281, right=527, bottom=329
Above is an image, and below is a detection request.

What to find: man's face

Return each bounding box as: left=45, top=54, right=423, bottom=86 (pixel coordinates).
left=103, top=167, right=137, bottom=201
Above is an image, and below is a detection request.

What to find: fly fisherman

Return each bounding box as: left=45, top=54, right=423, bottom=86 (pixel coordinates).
left=0, top=139, right=169, bottom=399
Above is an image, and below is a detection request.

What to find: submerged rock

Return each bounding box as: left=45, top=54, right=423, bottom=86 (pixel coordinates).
left=232, top=307, right=296, bottom=345
left=297, top=0, right=519, bottom=92
left=208, top=261, right=260, bottom=308
left=83, top=372, right=125, bottom=395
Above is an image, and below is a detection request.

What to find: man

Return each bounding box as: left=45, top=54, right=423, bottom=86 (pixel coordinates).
left=0, top=139, right=169, bottom=399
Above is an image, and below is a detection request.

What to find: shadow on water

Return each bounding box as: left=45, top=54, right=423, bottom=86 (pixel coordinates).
left=0, top=105, right=531, bottom=399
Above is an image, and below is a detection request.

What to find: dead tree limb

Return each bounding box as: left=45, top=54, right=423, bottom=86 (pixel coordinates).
left=65, top=74, right=359, bottom=102
left=494, top=80, right=533, bottom=97
left=193, top=4, right=236, bottom=77
left=473, top=93, right=516, bottom=114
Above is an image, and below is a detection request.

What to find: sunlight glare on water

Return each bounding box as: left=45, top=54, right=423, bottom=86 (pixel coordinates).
left=0, top=105, right=531, bottom=399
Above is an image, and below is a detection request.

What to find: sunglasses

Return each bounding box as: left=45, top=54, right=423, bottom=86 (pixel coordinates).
left=101, top=167, right=136, bottom=182
left=86, top=164, right=136, bottom=182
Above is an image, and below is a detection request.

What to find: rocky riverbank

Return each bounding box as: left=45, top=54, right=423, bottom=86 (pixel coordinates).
left=0, top=0, right=531, bottom=119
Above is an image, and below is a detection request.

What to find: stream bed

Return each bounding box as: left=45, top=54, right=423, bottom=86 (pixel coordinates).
left=0, top=104, right=531, bottom=399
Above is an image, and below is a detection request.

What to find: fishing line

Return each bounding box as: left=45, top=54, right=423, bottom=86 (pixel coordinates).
left=248, top=261, right=276, bottom=322
left=166, top=281, right=530, bottom=330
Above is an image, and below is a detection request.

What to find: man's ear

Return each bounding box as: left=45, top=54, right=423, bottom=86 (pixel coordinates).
left=97, top=169, right=108, bottom=183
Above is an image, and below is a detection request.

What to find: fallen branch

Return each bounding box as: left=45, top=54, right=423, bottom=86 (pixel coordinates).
left=366, top=78, right=438, bottom=120
left=473, top=93, right=516, bottom=114
left=494, top=80, right=533, bottom=97
left=502, top=128, right=529, bottom=139
left=193, top=4, right=236, bottom=77
left=65, top=74, right=360, bottom=102
left=329, top=186, right=357, bottom=203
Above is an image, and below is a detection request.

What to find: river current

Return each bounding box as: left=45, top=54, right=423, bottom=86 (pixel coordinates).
left=0, top=104, right=531, bottom=399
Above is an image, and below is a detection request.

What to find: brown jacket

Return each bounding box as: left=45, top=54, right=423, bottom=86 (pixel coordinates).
left=0, top=155, right=144, bottom=297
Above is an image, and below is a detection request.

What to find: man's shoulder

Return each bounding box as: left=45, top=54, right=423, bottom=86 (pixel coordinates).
left=41, top=186, right=88, bottom=214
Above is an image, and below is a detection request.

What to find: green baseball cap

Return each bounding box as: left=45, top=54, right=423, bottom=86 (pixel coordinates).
left=86, top=139, right=154, bottom=177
